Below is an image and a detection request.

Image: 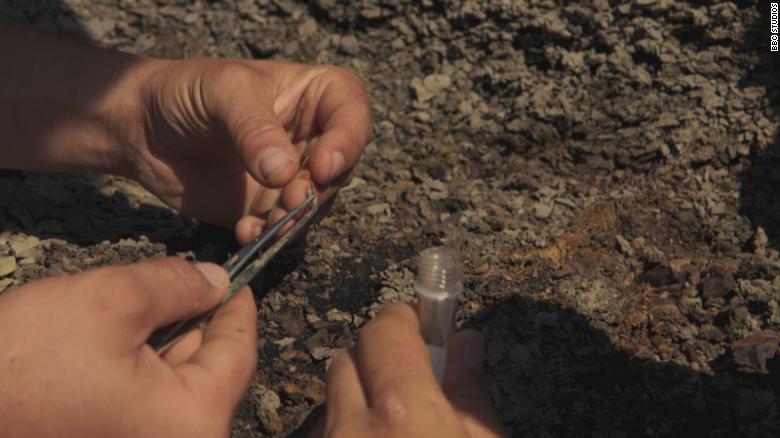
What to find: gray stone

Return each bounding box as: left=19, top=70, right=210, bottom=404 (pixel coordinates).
left=310, top=346, right=335, bottom=360
left=0, top=277, right=13, bottom=293
left=10, top=235, right=40, bottom=259
left=366, top=202, right=391, bottom=216
left=0, top=256, right=16, bottom=277
left=410, top=74, right=451, bottom=103
left=339, top=35, right=360, bottom=56
left=83, top=18, right=116, bottom=40
left=732, top=331, right=779, bottom=373
left=258, top=387, right=281, bottom=412
left=616, top=234, right=635, bottom=257
left=534, top=202, right=554, bottom=219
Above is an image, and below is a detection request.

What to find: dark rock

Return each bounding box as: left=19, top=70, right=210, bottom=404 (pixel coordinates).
left=700, top=273, right=736, bottom=299
left=274, top=306, right=306, bottom=337
left=731, top=331, right=780, bottom=373
left=636, top=263, right=677, bottom=287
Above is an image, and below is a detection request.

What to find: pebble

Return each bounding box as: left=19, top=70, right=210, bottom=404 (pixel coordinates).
left=135, top=33, right=156, bottom=51
left=254, top=385, right=284, bottom=433
left=325, top=308, right=353, bottom=323
left=534, top=202, right=554, bottom=219
left=18, top=257, right=36, bottom=266
left=637, top=263, right=677, bottom=287
left=615, top=234, right=634, bottom=257
left=366, top=202, right=391, bottom=216
left=339, top=35, right=360, bottom=55
left=0, top=256, right=16, bottom=277
left=272, top=337, right=296, bottom=347
left=410, top=73, right=451, bottom=103
left=9, top=235, right=40, bottom=259
left=83, top=17, right=116, bottom=40
left=257, top=386, right=281, bottom=412
left=701, top=273, right=736, bottom=299
left=0, top=278, right=13, bottom=293
left=731, top=331, right=779, bottom=373
left=751, top=227, right=768, bottom=255
left=310, top=346, right=335, bottom=360
left=298, top=17, right=317, bottom=38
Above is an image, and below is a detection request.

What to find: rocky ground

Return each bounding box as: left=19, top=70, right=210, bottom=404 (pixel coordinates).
left=1, top=1, right=779, bottom=437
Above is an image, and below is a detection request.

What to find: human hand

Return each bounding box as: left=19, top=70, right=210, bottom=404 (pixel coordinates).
left=315, top=304, right=507, bottom=438
left=0, top=257, right=257, bottom=438
left=0, top=27, right=371, bottom=243
left=121, top=59, right=372, bottom=244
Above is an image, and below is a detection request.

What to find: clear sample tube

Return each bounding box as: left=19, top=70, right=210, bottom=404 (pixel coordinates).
left=414, top=246, right=463, bottom=384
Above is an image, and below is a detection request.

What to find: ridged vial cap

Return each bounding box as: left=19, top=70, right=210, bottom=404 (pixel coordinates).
left=415, top=246, right=461, bottom=293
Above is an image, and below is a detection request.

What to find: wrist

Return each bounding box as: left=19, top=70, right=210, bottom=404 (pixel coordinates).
left=101, top=56, right=170, bottom=179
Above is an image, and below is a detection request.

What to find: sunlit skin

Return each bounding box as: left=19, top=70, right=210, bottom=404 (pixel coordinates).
left=128, top=58, right=372, bottom=243
left=0, top=258, right=258, bottom=437
left=0, top=25, right=504, bottom=437
left=313, top=305, right=507, bottom=438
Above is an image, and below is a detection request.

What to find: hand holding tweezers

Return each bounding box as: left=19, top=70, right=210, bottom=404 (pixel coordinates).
left=149, top=188, right=319, bottom=353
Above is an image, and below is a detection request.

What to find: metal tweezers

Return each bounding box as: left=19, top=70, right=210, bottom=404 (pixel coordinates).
left=149, top=186, right=319, bottom=354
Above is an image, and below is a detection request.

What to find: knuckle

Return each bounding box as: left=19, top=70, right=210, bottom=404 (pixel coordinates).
left=235, top=113, right=283, bottom=146
left=317, top=64, right=369, bottom=92
left=370, top=386, right=459, bottom=436
left=89, top=267, right=151, bottom=320
left=211, top=61, right=257, bottom=85
left=370, top=386, right=414, bottom=428
left=156, top=257, right=205, bottom=295
left=322, top=65, right=374, bottom=137
left=334, top=66, right=367, bottom=88
left=209, top=60, right=259, bottom=93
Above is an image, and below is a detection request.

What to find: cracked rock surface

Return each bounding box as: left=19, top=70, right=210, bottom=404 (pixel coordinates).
left=1, top=1, right=779, bottom=437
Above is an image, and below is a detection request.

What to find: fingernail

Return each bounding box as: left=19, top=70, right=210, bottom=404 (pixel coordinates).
left=194, top=262, right=229, bottom=287
left=251, top=223, right=262, bottom=239
left=329, top=151, right=345, bottom=181
left=462, top=331, right=485, bottom=372
left=258, top=147, right=293, bottom=180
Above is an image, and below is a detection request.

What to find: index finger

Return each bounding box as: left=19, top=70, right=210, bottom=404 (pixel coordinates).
left=355, top=304, right=458, bottom=425
left=308, top=70, right=373, bottom=185
left=88, top=258, right=228, bottom=343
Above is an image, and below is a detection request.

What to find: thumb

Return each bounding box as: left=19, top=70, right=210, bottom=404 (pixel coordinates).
left=210, top=63, right=299, bottom=187
left=88, top=257, right=229, bottom=341
left=443, top=330, right=508, bottom=438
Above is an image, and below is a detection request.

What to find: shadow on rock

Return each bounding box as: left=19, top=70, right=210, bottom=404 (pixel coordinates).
left=0, top=3, right=212, bottom=249
left=0, top=0, right=85, bottom=37
left=283, top=292, right=779, bottom=438
left=0, top=171, right=193, bottom=243
left=738, top=3, right=780, bottom=250
left=470, top=294, right=779, bottom=437
left=0, top=170, right=245, bottom=267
